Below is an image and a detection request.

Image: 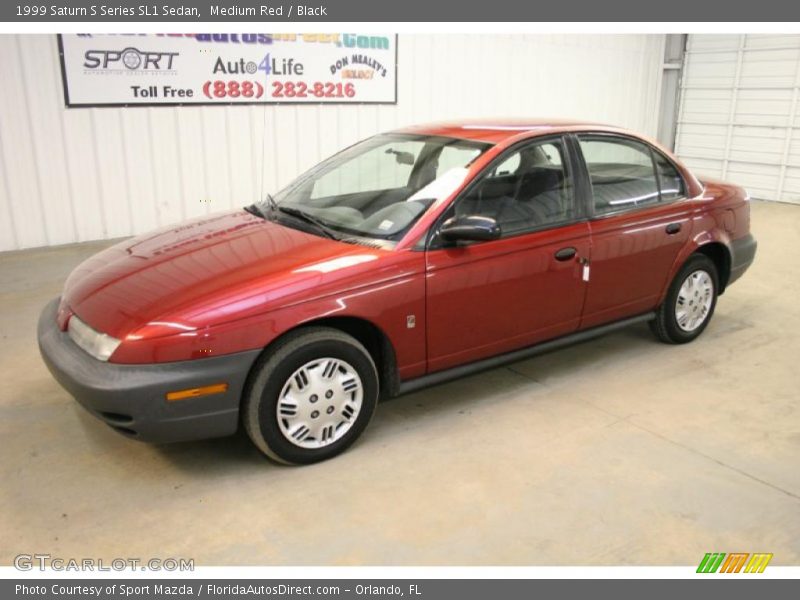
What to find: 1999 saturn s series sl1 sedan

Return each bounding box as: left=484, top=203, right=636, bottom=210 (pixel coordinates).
left=38, top=119, right=757, bottom=464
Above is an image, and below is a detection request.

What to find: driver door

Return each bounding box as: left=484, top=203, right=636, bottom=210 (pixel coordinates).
left=424, top=136, right=592, bottom=372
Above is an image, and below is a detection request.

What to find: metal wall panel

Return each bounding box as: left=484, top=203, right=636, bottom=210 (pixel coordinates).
left=0, top=34, right=666, bottom=251
left=675, top=34, right=800, bottom=203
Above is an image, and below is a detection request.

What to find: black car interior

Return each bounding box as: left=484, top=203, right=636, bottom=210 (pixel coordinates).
left=585, top=164, right=661, bottom=212
left=298, top=139, right=482, bottom=238
left=454, top=144, right=574, bottom=235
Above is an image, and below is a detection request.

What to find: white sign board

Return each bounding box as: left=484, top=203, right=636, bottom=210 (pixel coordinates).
left=58, top=33, right=397, bottom=106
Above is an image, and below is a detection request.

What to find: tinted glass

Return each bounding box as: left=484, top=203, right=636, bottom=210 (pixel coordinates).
left=579, top=137, right=659, bottom=214
left=311, top=139, right=424, bottom=198
left=437, top=144, right=484, bottom=174
left=455, top=139, right=575, bottom=236
left=654, top=152, right=685, bottom=201
left=264, top=134, right=490, bottom=241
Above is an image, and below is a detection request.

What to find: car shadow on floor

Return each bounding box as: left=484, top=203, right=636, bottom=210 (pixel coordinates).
left=62, top=407, right=264, bottom=472
left=148, top=322, right=660, bottom=473
left=378, top=324, right=655, bottom=414
left=149, top=428, right=271, bottom=473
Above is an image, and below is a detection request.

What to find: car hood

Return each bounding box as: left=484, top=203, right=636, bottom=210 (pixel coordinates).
left=61, top=210, right=387, bottom=340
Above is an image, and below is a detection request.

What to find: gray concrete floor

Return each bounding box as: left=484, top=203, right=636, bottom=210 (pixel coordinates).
left=1, top=200, right=799, bottom=566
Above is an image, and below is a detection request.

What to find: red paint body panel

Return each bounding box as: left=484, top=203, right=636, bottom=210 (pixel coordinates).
left=62, top=210, right=426, bottom=371
left=659, top=178, right=749, bottom=297
left=581, top=201, right=695, bottom=329
left=57, top=120, right=753, bottom=389
left=426, top=221, right=591, bottom=371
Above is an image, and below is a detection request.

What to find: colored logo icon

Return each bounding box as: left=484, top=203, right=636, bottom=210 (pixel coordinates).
left=697, top=553, right=773, bottom=573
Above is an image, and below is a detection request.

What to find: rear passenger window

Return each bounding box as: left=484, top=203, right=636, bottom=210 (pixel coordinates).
left=579, top=137, right=660, bottom=215
left=455, top=139, right=575, bottom=236
left=653, top=151, right=685, bottom=201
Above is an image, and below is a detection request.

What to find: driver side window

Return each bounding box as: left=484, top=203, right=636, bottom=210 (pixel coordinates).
left=454, top=138, right=575, bottom=237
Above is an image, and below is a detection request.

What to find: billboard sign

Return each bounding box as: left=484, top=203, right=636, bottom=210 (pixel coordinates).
left=58, top=33, right=397, bottom=107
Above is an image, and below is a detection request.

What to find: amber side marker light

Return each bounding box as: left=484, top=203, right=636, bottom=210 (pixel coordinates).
left=166, top=383, right=228, bottom=401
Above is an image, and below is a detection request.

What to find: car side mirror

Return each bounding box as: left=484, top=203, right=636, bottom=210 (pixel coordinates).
left=440, top=215, right=501, bottom=243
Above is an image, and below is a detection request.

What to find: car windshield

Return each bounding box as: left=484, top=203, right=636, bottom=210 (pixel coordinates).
left=260, top=133, right=491, bottom=242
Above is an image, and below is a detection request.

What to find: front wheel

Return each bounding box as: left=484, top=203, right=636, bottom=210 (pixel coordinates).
left=650, top=254, right=719, bottom=344
left=243, top=327, right=379, bottom=465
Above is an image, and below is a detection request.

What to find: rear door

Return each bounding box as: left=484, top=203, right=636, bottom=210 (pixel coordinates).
left=574, top=134, right=693, bottom=329
left=424, top=136, right=591, bottom=373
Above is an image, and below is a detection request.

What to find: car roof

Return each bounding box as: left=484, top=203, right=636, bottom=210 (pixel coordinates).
left=394, top=118, right=625, bottom=144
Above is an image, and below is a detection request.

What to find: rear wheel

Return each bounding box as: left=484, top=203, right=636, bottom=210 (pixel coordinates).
left=243, top=327, right=379, bottom=465
left=651, top=254, right=718, bottom=344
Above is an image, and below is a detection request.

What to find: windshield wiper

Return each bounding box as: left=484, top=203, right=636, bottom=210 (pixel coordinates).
left=244, top=203, right=267, bottom=219
left=276, top=205, right=339, bottom=240
left=244, top=194, right=279, bottom=220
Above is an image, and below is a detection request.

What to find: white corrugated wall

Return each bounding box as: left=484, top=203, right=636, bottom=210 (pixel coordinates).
left=675, top=34, right=800, bottom=203
left=0, top=34, right=666, bottom=252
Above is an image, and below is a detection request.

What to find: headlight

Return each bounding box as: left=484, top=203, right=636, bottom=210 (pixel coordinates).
left=67, top=314, right=121, bottom=362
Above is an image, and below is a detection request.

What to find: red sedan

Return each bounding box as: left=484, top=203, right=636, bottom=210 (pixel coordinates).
left=38, top=119, right=757, bottom=464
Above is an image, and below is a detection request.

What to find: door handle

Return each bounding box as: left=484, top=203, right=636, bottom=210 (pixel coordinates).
left=554, top=247, right=577, bottom=261
left=665, top=223, right=682, bottom=235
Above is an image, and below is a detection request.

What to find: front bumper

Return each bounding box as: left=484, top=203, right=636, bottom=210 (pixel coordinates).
left=37, top=298, right=261, bottom=443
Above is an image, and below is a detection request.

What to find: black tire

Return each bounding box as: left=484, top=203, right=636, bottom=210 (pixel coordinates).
left=242, top=327, right=379, bottom=465
left=650, top=254, right=719, bottom=344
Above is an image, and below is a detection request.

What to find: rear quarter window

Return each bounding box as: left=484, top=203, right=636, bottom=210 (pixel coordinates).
left=653, top=152, right=686, bottom=201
